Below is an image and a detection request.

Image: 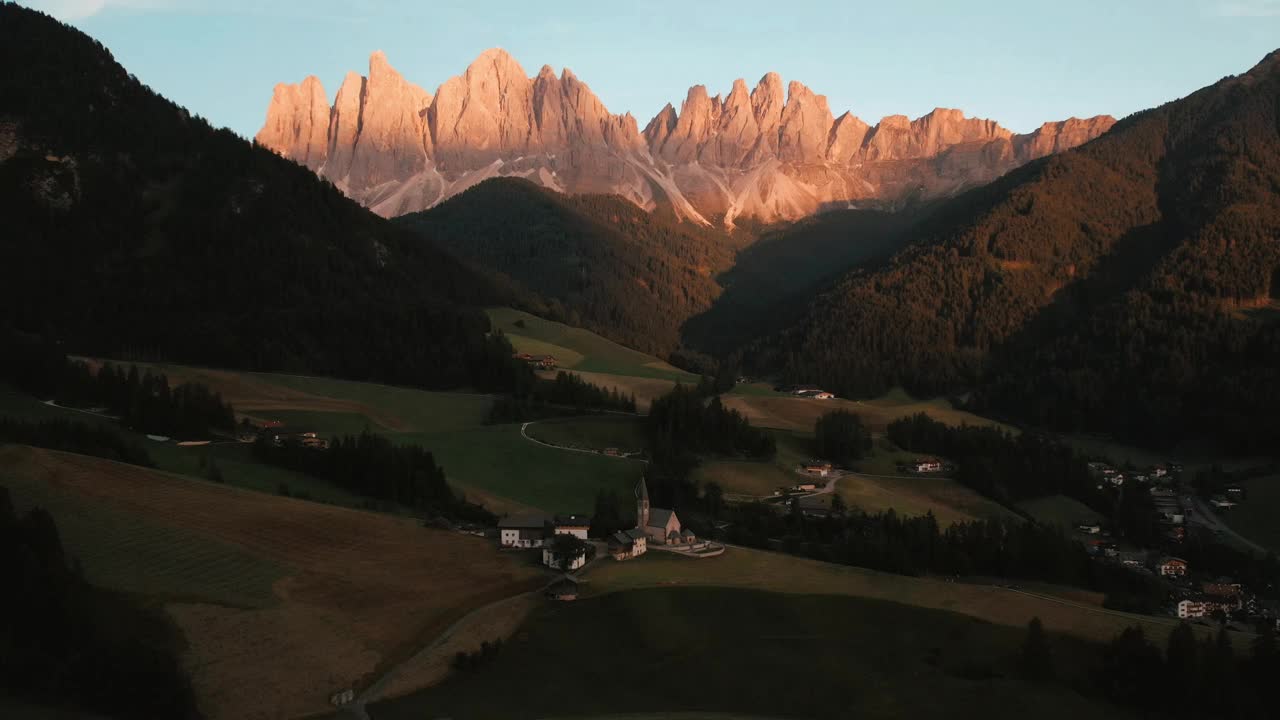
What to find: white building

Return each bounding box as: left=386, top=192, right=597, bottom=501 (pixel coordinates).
left=542, top=545, right=587, bottom=570
left=498, top=512, right=551, bottom=548
left=553, top=514, right=590, bottom=540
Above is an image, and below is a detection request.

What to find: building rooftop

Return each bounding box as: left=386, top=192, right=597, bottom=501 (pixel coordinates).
left=498, top=511, right=551, bottom=529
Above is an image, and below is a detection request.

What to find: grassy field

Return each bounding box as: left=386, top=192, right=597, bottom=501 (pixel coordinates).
left=487, top=307, right=697, bottom=382
left=524, top=415, right=647, bottom=454
left=695, top=431, right=1012, bottom=526
left=584, top=546, right=1203, bottom=646
left=1221, top=475, right=1280, bottom=553
left=1018, top=495, right=1106, bottom=530
left=829, top=473, right=1021, bottom=526
left=0, top=445, right=543, bottom=720
left=371, top=587, right=1127, bottom=720
left=410, top=424, right=644, bottom=515
left=722, top=389, right=1013, bottom=434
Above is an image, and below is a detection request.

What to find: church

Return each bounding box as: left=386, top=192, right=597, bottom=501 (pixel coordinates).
left=635, top=478, right=696, bottom=546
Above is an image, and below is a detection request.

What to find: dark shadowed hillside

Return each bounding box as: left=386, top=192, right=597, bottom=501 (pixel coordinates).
left=681, top=206, right=925, bottom=355
left=767, top=50, right=1280, bottom=452
left=397, top=178, right=739, bottom=357
left=0, top=3, right=517, bottom=390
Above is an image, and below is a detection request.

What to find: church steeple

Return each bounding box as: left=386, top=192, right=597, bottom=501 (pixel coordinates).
left=636, top=477, right=650, bottom=529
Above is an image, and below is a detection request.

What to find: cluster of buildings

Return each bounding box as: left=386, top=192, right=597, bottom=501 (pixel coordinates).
left=1177, top=578, right=1246, bottom=619
left=512, top=352, right=557, bottom=370
left=497, top=479, right=700, bottom=569
left=1087, top=460, right=1180, bottom=488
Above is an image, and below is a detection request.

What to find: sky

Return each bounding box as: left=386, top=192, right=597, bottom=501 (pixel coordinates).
left=19, top=0, right=1280, bottom=139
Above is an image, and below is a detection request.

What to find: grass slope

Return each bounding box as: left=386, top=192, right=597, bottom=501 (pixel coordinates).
left=487, top=308, right=697, bottom=382
left=1018, top=495, right=1106, bottom=530
left=524, top=416, right=647, bottom=453
left=0, top=445, right=542, bottom=720
left=723, top=388, right=1011, bottom=434
left=585, top=547, right=1200, bottom=646
left=372, top=587, right=1126, bottom=720
left=1221, top=474, right=1280, bottom=553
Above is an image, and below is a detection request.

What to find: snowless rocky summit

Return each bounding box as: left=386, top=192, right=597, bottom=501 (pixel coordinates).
left=257, top=49, right=1115, bottom=225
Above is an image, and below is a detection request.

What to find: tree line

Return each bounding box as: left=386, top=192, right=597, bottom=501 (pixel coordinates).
left=0, top=417, right=153, bottom=467
left=886, top=413, right=1101, bottom=506
left=2, top=332, right=235, bottom=438
left=0, top=488, right=198, bottom=718
left=251, top=430, right=494, bottom=524
left=486, top=370, right=637, bottom=424
left=646, top=382, right=776, bottom=487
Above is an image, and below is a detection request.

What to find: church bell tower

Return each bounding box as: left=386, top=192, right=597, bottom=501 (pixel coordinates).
left=636, top=477, right=650, bottom=529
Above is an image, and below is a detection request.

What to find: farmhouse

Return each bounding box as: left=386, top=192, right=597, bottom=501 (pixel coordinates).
left=553, top=514, right=590, bottom=539
left=1203, top=578, right=1243, bottom=599
left=911, top=458, right=943, bottom=473
left=637, top=478, right=696, bottom=546
left=793, top=480, right=820, bottom=492
left=1157, top=557, right=1189, bottom=577
left=812, top=392, right=835, bottom=400
left=801, top=460, right=833, bottom=477
left=608, top=527, right=648, bottom=560
left=1077, top=524, right=1102, bottom=535
left=542, top=543, right=588, bottom=571
left=270, top=429, right=329, bottom=449
left=498, top=512, right=551, bottom=548
left=511, top=352, right=558, bottom=370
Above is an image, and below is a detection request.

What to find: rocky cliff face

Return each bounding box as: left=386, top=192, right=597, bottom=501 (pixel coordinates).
left=257, top=49, right=1115, bottom=225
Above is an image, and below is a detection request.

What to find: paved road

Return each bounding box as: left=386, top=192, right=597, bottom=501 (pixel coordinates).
left=518, top=420, right=648, bottom=463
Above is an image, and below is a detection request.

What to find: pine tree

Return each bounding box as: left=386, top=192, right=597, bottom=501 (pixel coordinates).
left=1020, top=617, right=1055, bottom=681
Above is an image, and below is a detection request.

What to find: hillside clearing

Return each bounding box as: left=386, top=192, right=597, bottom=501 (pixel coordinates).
left=722, top=391, right=1012, bottom=434
left=371, top=587, right=1128, bottom=720
left=1018, top=495, right=1106, bottom=529
left=0, top=445, right=542, bottom=720
left=583, top=547, right=1210, bottom=646
left=487, top=308, right=696, bottom=382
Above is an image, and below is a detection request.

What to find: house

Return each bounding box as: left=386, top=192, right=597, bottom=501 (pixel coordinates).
left=608, top=527, right=648, bottom=560
left=546, top=578, right=579, bottom=601
left=1077, top=524, right=1102, bottom=535
left=1210, top=496, right=1237, bottom=509
left=636, top=478, right=695, bottom=545
left=1225, top=486, right=1246, bottom=500
left=602, top=447, right=621, bottom=457
left=531, top=354, right=557, bottom=370
left=812, top=392, right=835, bottom=400
left=1178, top=597, right=1237, bottom=619
left=793, top=480, right=820, bottom=492
left=1118, top=551, right=1148, bottom=567
left=801, top=460, right=833, bottom=477
left=498, top=512, right=551, bottom=548
left=1202, top=578, right=1243, bottom=599
left=271, top=430, right=329, bottom=449
left=542, top=544, right=588, bottom=571
left=1157, top=557, right=1189, bottom=577
left=790, top=386, right=823, bottom=396
left=553, top=515, right=591, bottom=540
left=911, top=458, right=943, bottom=473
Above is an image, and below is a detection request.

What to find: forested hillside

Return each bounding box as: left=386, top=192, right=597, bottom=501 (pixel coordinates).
left=398, top=178, right=739, bottom=356
left=765, top=50, right=1280, bottom=452
left=0, top=4, right=518, bottom=391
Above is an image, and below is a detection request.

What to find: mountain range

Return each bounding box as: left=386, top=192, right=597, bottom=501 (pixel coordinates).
left=256, top=49, right=1114, bottom=225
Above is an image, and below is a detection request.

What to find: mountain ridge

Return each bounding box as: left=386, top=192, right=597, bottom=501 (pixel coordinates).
left=257, top=49, right=1115, bottom=225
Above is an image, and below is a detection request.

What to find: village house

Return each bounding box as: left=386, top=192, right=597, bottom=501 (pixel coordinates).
left=498, top=512, right=552, bottom=548
left=1157, top=557, right=1189, bottom=577
left=1203, top=578, right=1243, bottom=599
left=546, top=578, right=579, bottom=601
left=270, top=429, right=329, bottom=449
left=511, top=352, right=558, bottom=370
left=1076, top=524, right=1102, bottom=535
left=553, top=515, right=590, bottom=540
left=542, top=543, right=588, bottom=571
left=1210, top=496, right=1237, bottom=509
left=911, top=458, right=943, bottom=473
left=812, top=392, right=835, bottom=400
left=608, top=527, right=647, bottom=560
left=637, top=478, right=696, bottom=546
left=793, top=480, right=820, bottom=492
left=790, top=386, right=823, bottom=396
left=801, top=460, right=833, bottom=477
left=1178, top=597, right=1237, bottom=619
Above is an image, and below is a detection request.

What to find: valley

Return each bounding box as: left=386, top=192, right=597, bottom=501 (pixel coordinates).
left=3, top=5, right=1279, bottom=720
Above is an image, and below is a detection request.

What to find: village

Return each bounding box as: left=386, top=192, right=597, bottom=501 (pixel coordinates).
left=1075, top=459, right=1276, bottom=630
left=495, top=478, right=725, bottom=599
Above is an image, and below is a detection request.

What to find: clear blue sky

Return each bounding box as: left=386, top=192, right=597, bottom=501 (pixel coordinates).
left=21, top=0, right=1280, bottom=138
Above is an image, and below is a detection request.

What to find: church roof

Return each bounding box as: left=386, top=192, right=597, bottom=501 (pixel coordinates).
left=647, top=507, right=676, bottom=530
